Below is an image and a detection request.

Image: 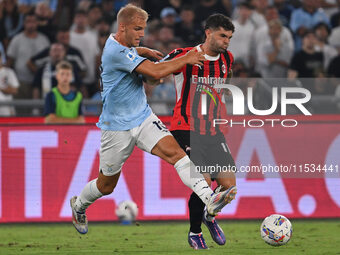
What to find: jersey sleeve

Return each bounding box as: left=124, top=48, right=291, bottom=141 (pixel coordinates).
left=161, top=48, right=186, bottom=62
left=161, top=48, right=188, bottom=74
left=289, top=9, right=302, bottom=33
left=78, top=100, right=83, bottom=115
left=8, top=69, right=19, bottom=88
left=32, top=67, right=43, bottom=89
left=289, top=53, right=300, bottom=72
left=6, top=36, right=19, bottom=59
left=112, top=46, right=146, bottom=73
left=30, top=48, right=50, bottom=70
left=43, top=92, right=56, bottom=116
left=70, top=47, right=87, bottom=72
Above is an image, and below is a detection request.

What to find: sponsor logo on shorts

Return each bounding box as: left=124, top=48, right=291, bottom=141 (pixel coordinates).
left=105, top=163, right=114, bottom=173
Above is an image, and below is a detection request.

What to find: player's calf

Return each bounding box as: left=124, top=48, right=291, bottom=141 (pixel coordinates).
left=97, top=171, right=120, bottom=195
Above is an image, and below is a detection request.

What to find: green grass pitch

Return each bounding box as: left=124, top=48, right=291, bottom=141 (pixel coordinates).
left=0, top=220, right=339, bottom=255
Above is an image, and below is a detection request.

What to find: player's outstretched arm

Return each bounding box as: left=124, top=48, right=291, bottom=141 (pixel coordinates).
left=136, top=47, right=163, bottom=61
left=135, top=49, right=205, bottom=80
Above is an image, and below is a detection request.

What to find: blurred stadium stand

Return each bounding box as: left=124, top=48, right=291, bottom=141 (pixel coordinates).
left=1, top=81, right=340, bottom=116
left=1, top=0, right=340, bottom=117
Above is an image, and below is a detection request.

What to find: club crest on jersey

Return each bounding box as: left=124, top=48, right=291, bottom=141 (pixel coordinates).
left=222, top=64, right=226, bottom=74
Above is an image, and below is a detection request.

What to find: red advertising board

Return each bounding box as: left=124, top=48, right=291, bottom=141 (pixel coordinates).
left=0, top=115, right=340, bottom=222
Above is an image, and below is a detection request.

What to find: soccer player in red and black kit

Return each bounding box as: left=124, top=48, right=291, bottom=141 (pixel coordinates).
left=163, top=14, right=237, bottom=249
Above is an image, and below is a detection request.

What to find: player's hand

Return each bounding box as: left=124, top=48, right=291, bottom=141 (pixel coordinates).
left=148, top=49, right=164, bottom=61
left=136, top=47, right=164, bottom=61
left=185, top=49, right=206, bottom=66
left=143, top=48, right=163, bottom=61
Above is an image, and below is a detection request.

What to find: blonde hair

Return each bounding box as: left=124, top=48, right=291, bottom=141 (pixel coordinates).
left=268, top=19, right=282, bottom=28
left=56, top=60, right=73, bottom=72
left=117, top=3, right=148, bottom=25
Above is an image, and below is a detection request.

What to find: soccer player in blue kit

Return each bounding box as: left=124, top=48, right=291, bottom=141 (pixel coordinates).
left=70, top=4, right=237, bottom=235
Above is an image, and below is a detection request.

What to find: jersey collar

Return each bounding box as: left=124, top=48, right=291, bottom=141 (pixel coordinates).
left=196, top=44, right=220, bottom=61
left=110, top=33, right=118, bottom=43
left=110, top=34, right=134, bottom=50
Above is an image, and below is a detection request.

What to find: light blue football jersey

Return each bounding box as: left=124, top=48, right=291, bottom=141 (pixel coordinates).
left=97, top=35, right=152, bottom=130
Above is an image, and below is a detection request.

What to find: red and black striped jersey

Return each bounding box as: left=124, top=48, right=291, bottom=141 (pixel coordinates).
left=164, top=45, right=234, bottom=136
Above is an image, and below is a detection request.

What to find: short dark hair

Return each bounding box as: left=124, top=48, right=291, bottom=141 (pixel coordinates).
left=302, top=29, right=314, bottom=38
left=238, top=2, right=253, bottom=9
left=313, top=22, right=331, bottom=34
left=75, top=9, right=88, bottom=16
left=57, top=27, right=70, bottom=33
left=204, top=14, right=235, bottom=33
left=25, top=10, right=36, bottom=19
left=181, top=5, right=194, bottom=12
left=89, top=3, right=101, bottom=11
left=97, top=17, right=111, bottom=26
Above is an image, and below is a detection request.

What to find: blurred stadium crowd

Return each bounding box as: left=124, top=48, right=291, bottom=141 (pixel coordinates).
left=0, top=0, right=340, bottom=116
